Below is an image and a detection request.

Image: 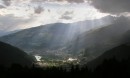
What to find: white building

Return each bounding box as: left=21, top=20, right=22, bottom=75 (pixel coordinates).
left=68, top=58, right=77, bottom=62
left=35, top=55, right=42, bottom=62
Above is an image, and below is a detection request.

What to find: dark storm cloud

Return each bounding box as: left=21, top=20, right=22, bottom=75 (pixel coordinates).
left=34, top=6, right=44, bottom=14
left=90, top=0, right=130, bottom=14
left=2, top=0, right=11, bottom=6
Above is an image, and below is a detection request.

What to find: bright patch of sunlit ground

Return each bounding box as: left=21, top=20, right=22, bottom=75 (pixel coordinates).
left=34, top=55, right=79, bottom=67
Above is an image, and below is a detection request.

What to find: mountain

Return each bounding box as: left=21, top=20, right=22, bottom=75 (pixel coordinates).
left=0, top=29, right=21, bottom=37
left=0, top=23, right=74, bottom=58
left=74, top=16, right=130, bottom=62
left=0, top=16, right=114, bottom=59
left=86, top=44, right=130, bottom=69
left=0, top=41, right=34, bottom=67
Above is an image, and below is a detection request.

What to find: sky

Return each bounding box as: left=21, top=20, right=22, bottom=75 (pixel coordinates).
left=0, top=0, right=109, bottom=32
left=90, top=0, right=130, bottom=14
left=1, top=0, right=130, bottom=35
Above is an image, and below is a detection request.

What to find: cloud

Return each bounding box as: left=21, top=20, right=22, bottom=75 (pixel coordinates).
left=0, top=14, right=32, bottom=31
left=90, top=0, right=130, bottom=14
left=60, top=11, right=73, bottom=20
left=0, top=0, right=109, bottom=33
left=60, top=15, right=72, bottom=20
left=34, top=6, right=44, bottom=14
left=31, top=0, right=85, bottom=3
left=63, top=11, right=73, bottom=15
left=48, top=9, right=51, bottom=12
left=31, top=0, right=47, bottom=2
left=66, top=0, right=84, bottom=3
left=2, top=0, right=11, bottom=6
left=0, top=5, right=5, bottom=9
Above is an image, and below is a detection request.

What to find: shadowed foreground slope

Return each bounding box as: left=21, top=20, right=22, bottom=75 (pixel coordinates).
left=87, top=44, right=130, bottom=69
left=0, top=41, right=33, bottom=67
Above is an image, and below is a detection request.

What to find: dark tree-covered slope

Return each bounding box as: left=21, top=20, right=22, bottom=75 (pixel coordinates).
left=0, top=41, right=33, bottom=67
left=87, top=44, right=130, bottom=69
